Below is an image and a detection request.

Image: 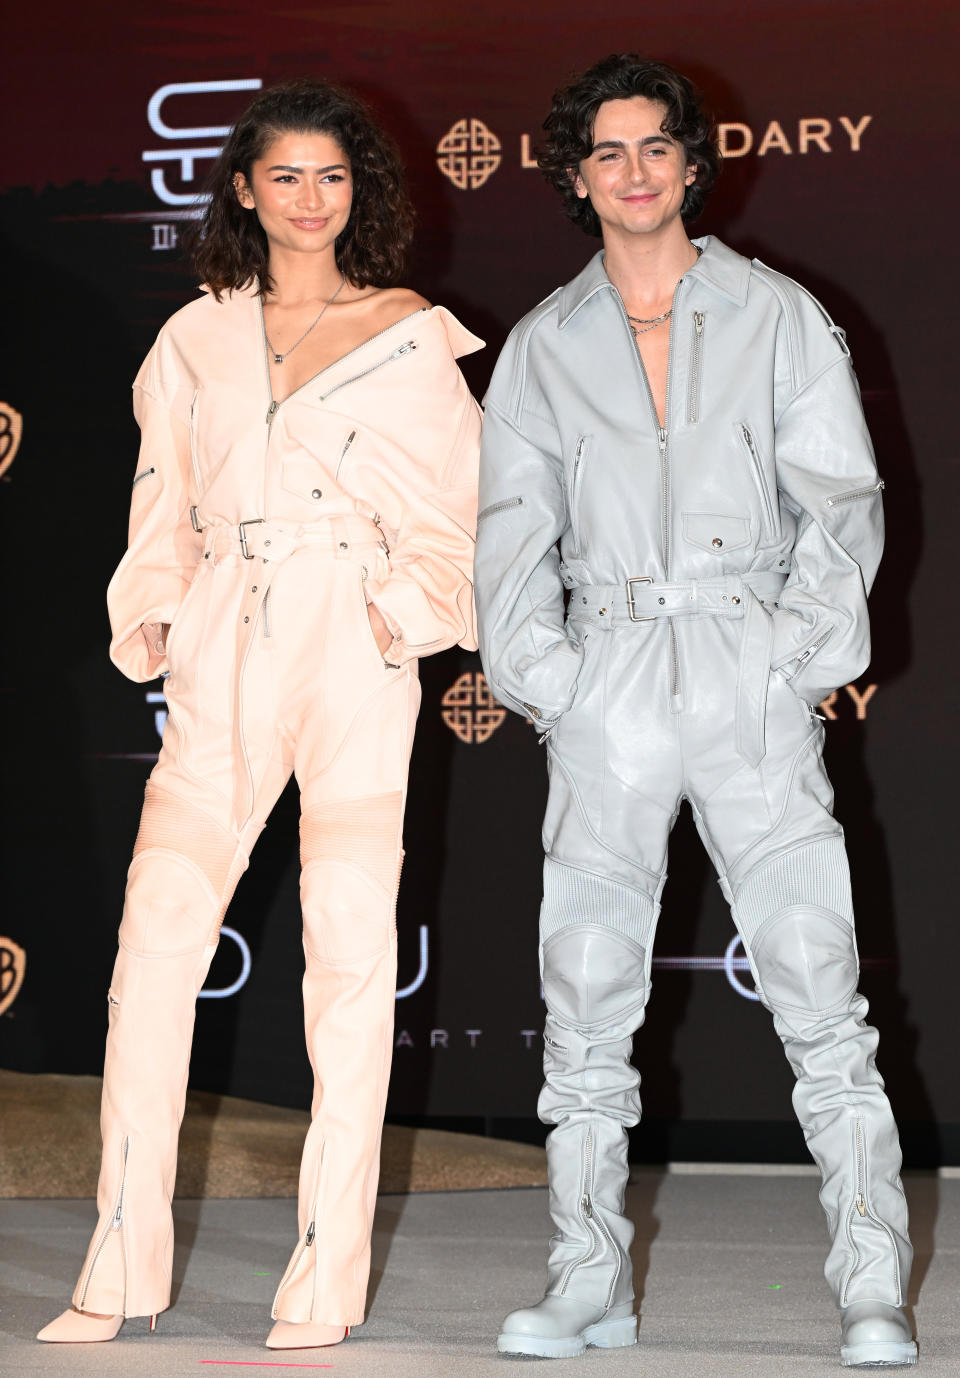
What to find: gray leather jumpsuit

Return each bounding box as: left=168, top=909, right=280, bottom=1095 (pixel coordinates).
left=474, top=236, right=911, bottom=1318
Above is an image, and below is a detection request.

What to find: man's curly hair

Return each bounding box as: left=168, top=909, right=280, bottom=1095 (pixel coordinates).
left=186, top=79, right=414, bottom=298
left=538, top=55, right=720, bottom=236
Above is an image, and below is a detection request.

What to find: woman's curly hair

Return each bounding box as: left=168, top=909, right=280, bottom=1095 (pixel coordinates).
left=186, top=79, right=414, bottom=298
left=539, top=55, right=720, bottom=235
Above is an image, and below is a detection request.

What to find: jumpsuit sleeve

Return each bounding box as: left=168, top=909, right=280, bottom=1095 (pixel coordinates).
left=361, top=317, right=482, bottom=668
left=106, top=348, right=204, bottom=683
left=473, top=332, right=584, bottom=732
left=770, top=295, right=884, bottom=705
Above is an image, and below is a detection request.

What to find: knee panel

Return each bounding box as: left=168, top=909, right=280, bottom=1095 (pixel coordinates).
left=133, top=784, right=241, bottom=897
left=120, top=851, right=220, bottom=957
left=751, top=907, right=859, bottom=1016
left=540, top=860, right=656, bottom=1030
left=733, top=836, right=857, bottom=1016
left=300, top=792, right=403, bottom=964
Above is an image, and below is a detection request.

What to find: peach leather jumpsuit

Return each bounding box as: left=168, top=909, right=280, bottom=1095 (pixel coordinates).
left=72, top=285, right=483, bottom=1327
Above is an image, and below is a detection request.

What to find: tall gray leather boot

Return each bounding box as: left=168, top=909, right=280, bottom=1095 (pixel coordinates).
left=732, top=839, right=916, bottom=1366
left=498, top=861, right=654, bottom=1358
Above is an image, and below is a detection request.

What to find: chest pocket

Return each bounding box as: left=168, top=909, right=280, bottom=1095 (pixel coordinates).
left=281, top=419, right=357, bottom=504
left=682, top=512, right=752, bottom=555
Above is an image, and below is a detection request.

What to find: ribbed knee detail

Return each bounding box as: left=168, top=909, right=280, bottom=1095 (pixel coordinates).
left=733, top=835, right=852, bottom=946
left=541, top=857, right=654, bottom=948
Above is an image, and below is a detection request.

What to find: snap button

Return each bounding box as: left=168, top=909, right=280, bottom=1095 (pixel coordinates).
left=712, top=537, right=723, bottom=548
left=779, top=559, right=786, bottom=566
left=312, top=489, right=322, bottom=499
left=243, top=616, right=250, bottom=624
left=339, top=541, right=348, bottom=550
left=722, top=595, right=728, bottom=602
left=582, top=596, right=587, bottom=604
left=264, top=539, right=271, bottom=547
left=251, top=585, right=258, bottom=592
left=658, top=597, right=665, bottom=605
left=732, top=595, right=740, bottom=604
left=599, top=608, right=606, bottom=616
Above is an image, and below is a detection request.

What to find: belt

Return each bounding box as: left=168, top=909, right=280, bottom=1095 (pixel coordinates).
left=568, top=571, right=790, bottom=769
left=187, top=506, right=388, bottom=830
left=568, top=571, right=788, bottom=625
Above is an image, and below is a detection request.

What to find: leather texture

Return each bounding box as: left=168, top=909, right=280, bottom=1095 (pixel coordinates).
left=474, top=237, right=911, bottom=1320
left=840, top=1302, right=918, bottom=1366
left=70, top=295, right=482, bottom=1324
left=497, top=1296, right=636, bottom=1358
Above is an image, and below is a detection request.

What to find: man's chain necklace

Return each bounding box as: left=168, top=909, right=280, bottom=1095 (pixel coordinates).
left=626, top=245, right=703, bottom=340
left=265, top=274, right=346, bottom=364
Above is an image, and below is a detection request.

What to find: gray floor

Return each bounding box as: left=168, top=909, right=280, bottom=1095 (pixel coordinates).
left=2, top=1170, right=957, bottom=1376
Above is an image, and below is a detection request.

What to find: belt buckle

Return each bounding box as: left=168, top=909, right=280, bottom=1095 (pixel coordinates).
left=238, top=518, right=265, bottom=559
left=625, top=576, right=654, bottom=622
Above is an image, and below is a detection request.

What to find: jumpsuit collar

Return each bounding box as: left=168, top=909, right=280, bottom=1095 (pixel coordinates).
left=556, top=235, right=752, bottom=329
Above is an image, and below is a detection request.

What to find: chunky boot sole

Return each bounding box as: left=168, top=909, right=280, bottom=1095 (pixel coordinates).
left=497, top=1313, right=637, bottom=1359
left=840, top=1338, right=918, bottom=1368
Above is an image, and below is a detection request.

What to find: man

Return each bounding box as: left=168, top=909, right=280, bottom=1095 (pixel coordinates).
left=474, top=54, right=916, bottom=1368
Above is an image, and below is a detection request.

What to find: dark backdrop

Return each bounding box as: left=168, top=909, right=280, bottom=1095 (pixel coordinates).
left=2, top=0, right=956, bottom=1162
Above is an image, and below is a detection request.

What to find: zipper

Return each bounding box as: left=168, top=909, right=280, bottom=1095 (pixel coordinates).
left=262, top=587, right=271, bottom=638
left=319, top=341, right=417, bottom=401
left=477, top=496, right=523, bottom=522
left=188, top=388, right=202, bottom=492
left=686, top=312, right=705, bottom=424
left=841, top=1119, right=902, bottom=1305
left=557, top=1127, right=600, bottom=1295
left=738, top=423, right=778, bottom=542
left=825, top=479, right=885, bottom=507
left=791, top=626, right=834, bottom=674
left=570, top=436, right=587, bottom=555
left=132, top=466, right=156, bottom=488
left=78, top=1136, right=129, bottom=1310
left=272, top=1146, right=324, bottom=1319
left=335, top=429, right=357, bottom=479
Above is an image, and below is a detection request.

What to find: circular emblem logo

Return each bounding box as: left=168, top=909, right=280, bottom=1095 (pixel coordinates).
left=0, top=937, right=26, bottom=1016
left=436, top=119, right=502, bottom=191
left=441, top=671, right=506, bottom=744
left=0, top=402, right=23, bottom=480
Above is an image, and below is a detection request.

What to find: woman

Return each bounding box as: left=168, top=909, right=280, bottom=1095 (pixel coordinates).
left=38, top=79, right=482, bottom=1350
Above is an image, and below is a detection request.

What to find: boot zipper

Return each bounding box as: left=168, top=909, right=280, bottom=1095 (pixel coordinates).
left=738, top=423, right=778, bottom=543
left=78, top=1137, right=129, bottom=1311
left=841, top=1119, right=902, bottom=1305
left=334, top=429, right=357, bottom=479
left=477, top=495, right=523, bottom=522
left=825, top=479, right=885, bottom=507
left=686, top=312, right=705, bottom=424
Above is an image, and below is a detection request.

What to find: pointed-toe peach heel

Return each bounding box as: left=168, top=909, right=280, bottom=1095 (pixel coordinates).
left=36, top=1309, right=157, bottom=1343
left=265, top=1320, right=348, bottom=1349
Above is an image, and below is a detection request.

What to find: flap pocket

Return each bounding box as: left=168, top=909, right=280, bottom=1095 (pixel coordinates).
left=682, top=512, right=751, bottom=555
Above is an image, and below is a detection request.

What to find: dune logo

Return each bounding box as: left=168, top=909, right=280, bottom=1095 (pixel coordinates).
left=437, top=119, right=502, bottom=190
left=441, top=671, right=506, bottom=744
left=0, top=937, right=26, bottom=1016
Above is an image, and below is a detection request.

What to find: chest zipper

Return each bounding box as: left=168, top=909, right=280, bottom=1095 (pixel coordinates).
left=570, top=437, right=587, bottom=555
left=319, top=341, right=418, bottom=401
left=825, top=480, right=885, bottom=507
left=687, top=312, right=705, bottom=424
left=739, top=423, right=778, bottom=543
left=335, top=429, right=357, bottom=479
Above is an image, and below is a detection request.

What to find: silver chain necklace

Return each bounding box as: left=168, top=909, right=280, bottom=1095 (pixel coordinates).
left=626, top=245, right=703, bottom=340
left=265, top=274, right=346, bottom=364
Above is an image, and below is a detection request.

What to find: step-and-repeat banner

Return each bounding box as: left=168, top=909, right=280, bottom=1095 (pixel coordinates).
left=1, top=0, right=955, bottom=1154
